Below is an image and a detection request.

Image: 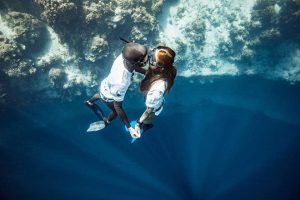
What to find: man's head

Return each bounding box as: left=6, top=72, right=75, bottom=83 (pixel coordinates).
left=122, top=43, right=148, bottom=68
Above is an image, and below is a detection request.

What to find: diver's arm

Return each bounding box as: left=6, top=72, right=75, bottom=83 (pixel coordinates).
left=113, top=101, right=131, bottom=128
left=134, top=67, right=147, bottom=75
left=137, top=107, right=154, bottom=124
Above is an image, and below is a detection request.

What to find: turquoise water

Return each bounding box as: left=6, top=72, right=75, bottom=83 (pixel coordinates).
left=1, top=76, right=300, bottom=199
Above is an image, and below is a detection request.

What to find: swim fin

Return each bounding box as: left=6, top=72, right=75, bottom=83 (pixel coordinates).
left=124, top=121, right=155, bottom=143
left=87, top=121, right=106, bottom=132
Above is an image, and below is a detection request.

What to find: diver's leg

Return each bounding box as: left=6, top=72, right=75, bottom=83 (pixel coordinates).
left=85, top=93, right=101, bottom=106
left=142, top=112, right=155, bottom=124
left=102, top=100, right=118, bottom=125
left=85, top=93, right=106, bottom=120
left=106, top=111, right=118, bottom=123
left=90, top=104, right=105, bottom=120
left=141, top=112, right=155, bottom=131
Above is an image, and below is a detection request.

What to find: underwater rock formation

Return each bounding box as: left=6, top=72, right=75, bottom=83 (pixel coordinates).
left=0, top=0, right=164, bottom=104
left=236, top=0, right=300, bottom=80
left=0, top=11, right=47, bottom=77
left=0, top=0, right=299, bottom=104
left=84, top=35, right=109, bottom=62
left=0, top=36, right=24, bottom=74
left=35, top=0, right=82, bottom=52
left=3, top=11, right=47, bottom=52
left=279, top=0, right=300, bottom=40
left=160, top=0, right=299, bottom=81
left=159, top=0, right=249, bottom=76
left=48, top=67, right=67, bottom=88
left=35, top=0, right=79, bottom=27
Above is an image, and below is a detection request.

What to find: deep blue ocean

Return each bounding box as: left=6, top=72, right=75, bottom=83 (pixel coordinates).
left=1, top=76, right=300, bottom=200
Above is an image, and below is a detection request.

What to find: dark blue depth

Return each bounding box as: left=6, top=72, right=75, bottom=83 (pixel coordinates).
left=1, top=76, right=300, bottom=200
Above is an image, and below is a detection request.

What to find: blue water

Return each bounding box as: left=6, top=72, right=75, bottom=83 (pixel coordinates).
left=1, top=76, right=300, bottom=200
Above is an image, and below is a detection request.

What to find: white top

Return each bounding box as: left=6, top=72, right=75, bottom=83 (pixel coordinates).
left=100, top=54, right=132, bottom=102
left=145, top=80, right=167, bottom=115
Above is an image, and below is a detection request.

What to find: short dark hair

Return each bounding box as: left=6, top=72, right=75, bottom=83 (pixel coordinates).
left=122, top=43, right=147, bottom=66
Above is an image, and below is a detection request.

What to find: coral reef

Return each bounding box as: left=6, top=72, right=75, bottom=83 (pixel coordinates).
left=159, top=0, right=248, bottom=76
left=158, top=0, right=300, bottom=82
left=0, top=0, right=164, bottom=104
left=84, top=35, right=109, bottom=62
left=35, top=0, right=82, bottom=52
left=0, top=0, right=36, bottom=14
left=82, top=0, right=115, bottom=26
left=236, top=0, right=300, bottom=80
left=2, top=11, right=47, bottom=54
left=48, top=68, right=66, bottom=86
left=0, top=11, right=47, bottom=77
left=0, top=36, right=24, bottom=71
left=0, top=0, right=299, bottom=104
left=35, top=0, right=79, bottom=27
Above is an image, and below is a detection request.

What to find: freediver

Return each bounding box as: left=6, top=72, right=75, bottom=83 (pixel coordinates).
left=85, top=42, right=149, bottom=138
left=135, top=46, right=176, bottom=136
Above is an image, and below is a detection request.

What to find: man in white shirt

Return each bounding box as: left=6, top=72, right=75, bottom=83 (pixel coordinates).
left=85, top=42, right=149, bottom=138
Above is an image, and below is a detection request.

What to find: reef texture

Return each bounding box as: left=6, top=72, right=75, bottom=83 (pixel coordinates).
left=0, top=11, right=47, bottom=76
left=159, top=0, right=300, bottom=81
left=0, top=0, right=164, bottom=103
left=0, top=0, right=299, bottom=104
left=231, top=0, right=300, bottom=82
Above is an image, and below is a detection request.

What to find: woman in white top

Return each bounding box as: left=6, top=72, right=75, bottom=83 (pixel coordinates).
left=134, top=46, right=176, bottom=137
left=85, top=42, right=148, bottom=137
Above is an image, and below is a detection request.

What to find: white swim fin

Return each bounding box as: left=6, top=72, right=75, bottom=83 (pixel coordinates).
left=87, top=121, right=106, bottom=132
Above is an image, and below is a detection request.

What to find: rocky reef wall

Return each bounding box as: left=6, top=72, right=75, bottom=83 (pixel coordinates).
left=0, top=0, right=164, bottom=104
left=159, top=0, right=300, bottom=81
left=0, top=0, right=299, bottom=104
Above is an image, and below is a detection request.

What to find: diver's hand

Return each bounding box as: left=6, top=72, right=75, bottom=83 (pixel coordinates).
left=129, top=127, right=140, bottom=138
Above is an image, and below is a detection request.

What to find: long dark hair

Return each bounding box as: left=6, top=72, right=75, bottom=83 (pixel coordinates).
left=140, top=47, right=176, bottom=94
